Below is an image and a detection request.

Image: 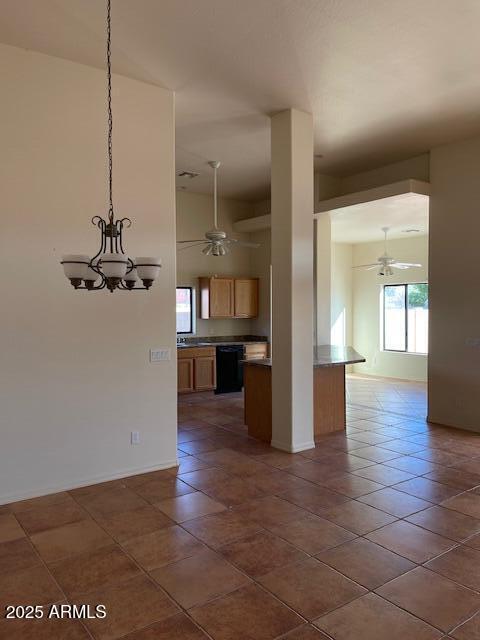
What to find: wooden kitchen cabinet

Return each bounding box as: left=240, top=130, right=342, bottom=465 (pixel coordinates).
left=244, top=343, right=268, bottom=360
left=194, top=355, right=216, bottom=390
left=234, top=278, right=258, bottom=318
left=200, top=277, right=234, bottom=318
left=177, top=357, right=194, bottom=393
left=177, top=347, right=216, bottom=393
left=199, top=276, right=258, bottom=319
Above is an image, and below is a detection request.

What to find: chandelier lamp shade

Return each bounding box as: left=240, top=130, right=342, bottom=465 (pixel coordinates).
left=60, top=0, right=161, bottom=293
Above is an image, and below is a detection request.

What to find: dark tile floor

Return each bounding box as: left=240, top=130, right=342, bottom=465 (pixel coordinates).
left=1, top=375, right=480, bottom=639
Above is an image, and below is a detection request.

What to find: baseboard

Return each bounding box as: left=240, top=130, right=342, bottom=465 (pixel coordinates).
left=348, top=371, right=427, bottom=384
left=426, top=416, right=480, bottom=434
left=270, top=439, right=316, bottom=453
left=0, top=458, right=178, bottom=506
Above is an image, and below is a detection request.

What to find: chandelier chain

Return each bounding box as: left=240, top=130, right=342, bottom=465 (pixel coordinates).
left=106, top=0, right=114, bottom=223
left=60, top=0, right=161, bottom=293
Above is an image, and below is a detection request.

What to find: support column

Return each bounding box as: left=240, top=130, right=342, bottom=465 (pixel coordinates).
left=314, top=214, right=331, bottom=345
left=271, top=109, right=314, bottom=452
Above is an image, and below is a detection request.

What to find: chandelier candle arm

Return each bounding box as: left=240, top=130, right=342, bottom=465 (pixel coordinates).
left=60, top=0, right=161, bottom=293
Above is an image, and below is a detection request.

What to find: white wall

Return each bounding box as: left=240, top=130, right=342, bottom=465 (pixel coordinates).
left=339, top=154, right=430, bottom=195
left=331, top=243, right=353, bottom=348
left=249, top=228, right=271, bottom=338
left=351, top=235, right=429, bottom=381
left=0, top=44, right=177, bottom=503
left=429, top=136, right=480, bottom=432
left=316, top=215, right=331, bottom=344
left=176, top=191, right=260, bottom=336
left=315, top=173, right=341, bottom=206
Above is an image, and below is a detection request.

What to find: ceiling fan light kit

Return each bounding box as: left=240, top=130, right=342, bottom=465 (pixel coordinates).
left=353, top=226, right=422, bottom=276
left=378, top=265, right=394, bottom=277
left=177, top=160, right=260, bottom=256
left=60, top=0, right=161, bottom=293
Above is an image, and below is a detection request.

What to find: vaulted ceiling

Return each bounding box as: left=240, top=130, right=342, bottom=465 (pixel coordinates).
left=2, top=0, right=480, bottom=199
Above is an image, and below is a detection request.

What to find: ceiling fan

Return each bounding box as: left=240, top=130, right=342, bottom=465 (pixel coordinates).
left=177, top=161, right=260, bottom=256
left=353, top=227, right=422, bottom=276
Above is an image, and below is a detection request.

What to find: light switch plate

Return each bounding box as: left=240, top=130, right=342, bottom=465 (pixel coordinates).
left=466, top=338, right=480, bottom=348
left=131, top=431, right=140, bottom=445
left=150, top=348, right=171, bottom=362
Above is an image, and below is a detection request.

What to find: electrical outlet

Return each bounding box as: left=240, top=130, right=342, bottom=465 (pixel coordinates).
left=150, top=348, right=171, bottom=362
left=466, top=338, right=480, bottom=348
left=131, top=431, right=140, bottom=445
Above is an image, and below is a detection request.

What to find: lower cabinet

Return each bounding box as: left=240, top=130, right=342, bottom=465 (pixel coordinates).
left=177, top=344, right=267, bottom=394
left=177, top=357, right=194, bottom=393
left=244, top=343, right=268, bottom=360
left=194, top=355, right=217, bottom=391
left=178, top=347, right=216, bottom=393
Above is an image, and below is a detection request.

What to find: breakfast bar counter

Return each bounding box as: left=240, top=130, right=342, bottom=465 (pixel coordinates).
left=243, top=345, right=365, bottom=443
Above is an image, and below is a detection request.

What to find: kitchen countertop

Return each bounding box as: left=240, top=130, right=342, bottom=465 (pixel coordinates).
left=177, top=335, right=268, bottom=349
left=243, top=345, right=365, bottom=368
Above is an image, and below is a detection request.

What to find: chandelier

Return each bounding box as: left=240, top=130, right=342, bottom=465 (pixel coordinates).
left=60, top=0, right=161, bottom=292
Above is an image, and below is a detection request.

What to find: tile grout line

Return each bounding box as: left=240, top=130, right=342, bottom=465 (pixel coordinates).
left=3, top=378, right=480, bottom=639
left=2, top=509, right=95, bottom=640
left=65, top=488, right=218, bottom=640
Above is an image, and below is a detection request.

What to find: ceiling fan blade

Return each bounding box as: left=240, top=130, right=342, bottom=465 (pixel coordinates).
left=352, top=263, right=381, bottom=270
left=392, top=262, right=422, bottom=268
left=177, top=239, right=206, bottom=244
left=177, top=242, right=209, bottom=251
left=227, top=238, right=260, bottom=249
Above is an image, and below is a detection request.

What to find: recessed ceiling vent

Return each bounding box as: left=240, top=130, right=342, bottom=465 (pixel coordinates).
left=176, top=170, right=200, bottom=179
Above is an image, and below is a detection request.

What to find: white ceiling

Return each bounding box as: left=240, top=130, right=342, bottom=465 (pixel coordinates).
left=330, top=193, right=429, bottom=244
left=2, top=0, right=480, bottom=200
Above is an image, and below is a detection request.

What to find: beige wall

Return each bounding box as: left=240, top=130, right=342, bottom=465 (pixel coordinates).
left=0, top=44, right=177, bottom=503
left=339, top=154, right=430, bottom=195
left=429, top=136, right=480, bottom=432
left=315, top=173, right=341, bottom=204
left=351, top=236, right=429, bottom=381
left=315, top=215, right=331, bottom=344
left=249, top=228, right=271, bottom=338
left=331, top=242, right=353, bottom=348
left=176, top=190, right=260, bottom=336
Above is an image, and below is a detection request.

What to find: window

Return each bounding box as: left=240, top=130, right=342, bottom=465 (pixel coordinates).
left=176, top=287, right=194, bottom=334
left=383, top=283, right=428, bottom=354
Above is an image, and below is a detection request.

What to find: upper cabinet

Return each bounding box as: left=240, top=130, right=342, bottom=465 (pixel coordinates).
left=202, top=277, right=234, bottom=318
left=234, top=278, right=258, bottom=318
left=199, top=276, right=259, bottom=319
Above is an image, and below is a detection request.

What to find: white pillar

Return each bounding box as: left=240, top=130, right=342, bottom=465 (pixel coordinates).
left=271, top=109, right=314, bottom=452
left=314, top=214, right=331, bottom=345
